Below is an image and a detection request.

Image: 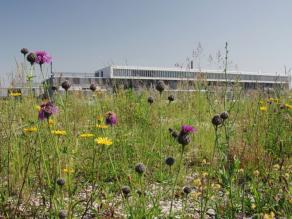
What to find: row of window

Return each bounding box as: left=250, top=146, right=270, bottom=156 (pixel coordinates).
left=113, top=69, right=287, bottom=82
left=207, top=73, right=286, bottom=81
left=113, top=69, right=195, bottom=78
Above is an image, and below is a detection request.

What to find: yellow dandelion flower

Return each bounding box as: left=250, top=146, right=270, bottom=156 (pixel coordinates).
left=51, top=130, right=66, bottom=136
left=9, top=92, right=22, bottom=97
left=260, top=106, right=267, bottom=112
left=79, top=133, right=95, bottom=138
left=95, top=137, right=112, bottom=146
left=96, top=124, right=109, bottom=129
left=63, top=168, right=74, bottom=174
left=284, top=103, right=292, bottom=110
left=23, top=127, right=37, bottom=133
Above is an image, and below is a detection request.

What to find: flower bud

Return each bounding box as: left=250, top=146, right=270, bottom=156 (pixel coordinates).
left=212, top=114, right=223, bottom=126
left=21, top=48, right=29, bottom=56
left=61, top=80, right=71, bottom=91
left=155, top=81, right=165, bottom=93
left=27, top=53, right=36, bottom=65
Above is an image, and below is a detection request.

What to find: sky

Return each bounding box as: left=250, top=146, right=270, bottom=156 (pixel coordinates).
left=0, top=0, right=292, bottom=84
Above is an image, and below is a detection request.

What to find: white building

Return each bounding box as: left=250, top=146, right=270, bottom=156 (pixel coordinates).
left=46, top=65, right=290, bottom=91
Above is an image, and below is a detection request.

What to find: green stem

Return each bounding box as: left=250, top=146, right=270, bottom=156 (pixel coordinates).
left=169, top=146, right=184, bottom=216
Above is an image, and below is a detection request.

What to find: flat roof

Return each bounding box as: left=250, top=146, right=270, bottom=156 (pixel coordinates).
left=107, top=65, right=286, bottom=76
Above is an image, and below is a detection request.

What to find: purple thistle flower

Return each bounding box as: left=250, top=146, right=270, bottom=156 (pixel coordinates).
left=180, top=125, right=197, bottom=135
left=38, top=101, right=58, bottom=120
left=105, top=112, right=117, bottom=126
left=35, top=51, right=52, bottom=66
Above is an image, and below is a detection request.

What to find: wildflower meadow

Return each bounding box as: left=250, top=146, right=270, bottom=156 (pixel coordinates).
left=0, top=49, right=291, bottom=218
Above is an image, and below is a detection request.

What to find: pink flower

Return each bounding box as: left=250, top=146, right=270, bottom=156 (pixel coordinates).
left=105, top=112, right=117, bottom=126
left=35, top=51, right=52, bottom=65
left=180, top=125, right=197, bottom=135
left=38, top=102, right=58, bottom=120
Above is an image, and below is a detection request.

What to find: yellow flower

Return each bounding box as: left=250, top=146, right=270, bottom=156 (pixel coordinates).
left=95, top=137, right=112, bottom=146
left=193, top=178, right=202, bottom=187
left=268, top=97, right=279, bottom=104
left=35, top=105, right=41, bottom=111
left=263, top=211, right=275, bottom=219
left=190, top=191, right=201, bottom=199
left=212, top=183, right=221, bottom=190
left=48, top=119, right=55, bottom=126
left=260, top=106, right=267, bottom=112
left=251, top=203, right=256, bottom=209
left=253, top=170, right=260, bottom=177
left=23, top=127, right=37, bottom=133
left=80, top=133, right=95, bottom=138
left=284, top=103, right=292, bottom=110
left=63, top=168, right=74, bottom=174
left=96, top=124, right=109, bottom=129
left=259, top=100, right=265, bottom=104
left=51, top=130, right=66, bottom=136
left=273, top=164, right=280, bottom=171
left=201, top=159, right=207, bottom=165
left=202, top=172, right=208, bottom=178
left=9, top=92, right=22, bottom=97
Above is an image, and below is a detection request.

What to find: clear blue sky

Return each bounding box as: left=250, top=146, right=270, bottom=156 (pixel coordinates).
left=1, top=0, right=292, bottom=81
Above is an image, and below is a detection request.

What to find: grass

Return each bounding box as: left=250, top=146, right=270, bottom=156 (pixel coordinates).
left=0, top=86, right=291, bottom=218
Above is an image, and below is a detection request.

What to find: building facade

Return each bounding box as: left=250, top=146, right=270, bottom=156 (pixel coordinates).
left=45, top=65, right=290, bottom=92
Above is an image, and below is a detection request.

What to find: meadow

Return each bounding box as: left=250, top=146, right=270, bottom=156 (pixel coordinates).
left=0, top=83, right=291, bottom=219
left=0, top=48, right=291, bottom=219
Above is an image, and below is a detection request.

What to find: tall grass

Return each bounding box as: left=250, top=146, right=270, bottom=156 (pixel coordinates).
left=0, top=85, right=291, bottom=218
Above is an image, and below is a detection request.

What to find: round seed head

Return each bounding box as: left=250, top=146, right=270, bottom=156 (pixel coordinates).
left=147, top=96, right=154, bottom=104
left=89, top=84, right=97, bottom=92
left=212, top=114, right=223, bottom=126
left=58, top=210, right=67, bottom=219
left=27, top=52, right=36, bottom=65
left=61, top=80, right=71, bottom=91
left=168, top=95, right=175, bottom=102
left=155, top=81, right=165, bottom=93
left=177, top=134, right=190, bottom=146
left=135, top=163, right=145, bottom=175
left=21, top=48, right=29, bottom=56
left=220, top=111, right=229, bottom=120
left=165, top=157, right=175, bottom=166
left=183, top=186, right=191, bottom=194
left=121, top=186, right=131, bottom=197
left=56, top=178, right=65, bottom=186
